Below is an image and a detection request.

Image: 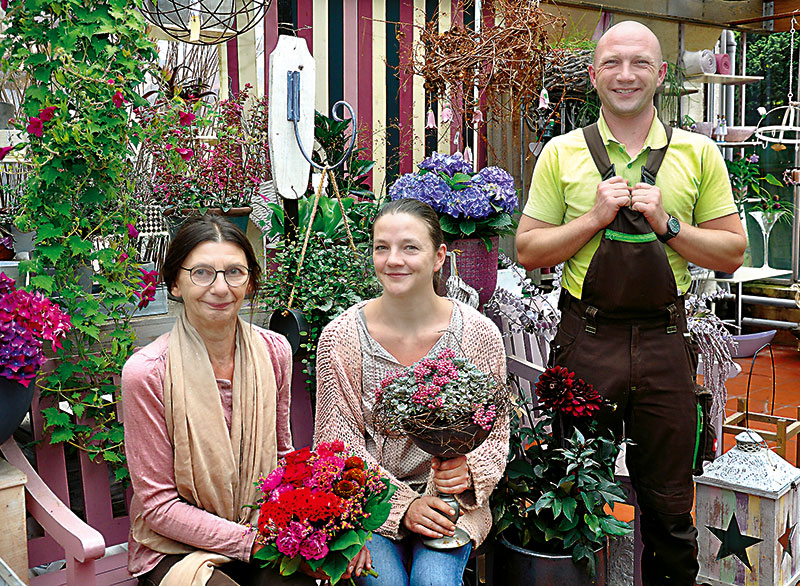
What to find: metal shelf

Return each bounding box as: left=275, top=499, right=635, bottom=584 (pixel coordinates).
left=715, top=141, right=759, bottom=147
left=686, top=73, right=763, bottom=86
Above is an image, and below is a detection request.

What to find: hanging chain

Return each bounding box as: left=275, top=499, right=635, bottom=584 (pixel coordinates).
left=789, top=16, right=796, bottom=103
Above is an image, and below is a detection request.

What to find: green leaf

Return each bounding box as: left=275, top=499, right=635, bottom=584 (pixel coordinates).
left=253, top=544, right=281, bottom=563
left=561, top=496, right=577, bottom=522
left=279, top=555, right=301, bottom=576
left=460, top=220, right=476, bottom=235
left=319, top=552, right=349, bottom=584
left=363, top=502, right=392, bottom=530
left=584, top=513, right=601, bottom=536
left=42, top=407, right=71, bottom=427
left=37, top=243, right=65, bottom=263
left=50, top=427, right=75, bottom=443
left=329, top=530, right=361, bottom=551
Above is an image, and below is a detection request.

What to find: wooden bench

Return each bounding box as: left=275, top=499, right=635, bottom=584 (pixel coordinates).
left=0, top=385, right=135, bottom=586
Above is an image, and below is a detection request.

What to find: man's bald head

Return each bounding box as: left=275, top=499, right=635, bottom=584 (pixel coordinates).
left=593, top=21, right=663, bottom=68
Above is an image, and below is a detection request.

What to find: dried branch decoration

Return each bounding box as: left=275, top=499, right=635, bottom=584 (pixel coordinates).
left=403, top=0, right=565, bottom=124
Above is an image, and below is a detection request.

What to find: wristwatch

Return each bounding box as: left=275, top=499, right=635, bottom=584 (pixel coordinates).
left=657, top=215, right=680, bottom=243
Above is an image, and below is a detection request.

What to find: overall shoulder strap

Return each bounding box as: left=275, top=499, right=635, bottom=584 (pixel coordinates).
left=641, top=122, right=673, bottom=185
left=582, top=123, right=615, bottom=181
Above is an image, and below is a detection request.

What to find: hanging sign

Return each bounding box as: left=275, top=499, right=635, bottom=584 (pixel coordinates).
left=268, top=35, right=315, bottom=201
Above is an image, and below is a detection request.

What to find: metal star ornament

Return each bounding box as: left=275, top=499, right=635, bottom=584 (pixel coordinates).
left=778, top=513, right=796, bottom=561
left=707, top=513, right=763, bottom=571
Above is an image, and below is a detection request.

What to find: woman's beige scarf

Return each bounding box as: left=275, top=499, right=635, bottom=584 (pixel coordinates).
left=131, top=310, right=278, bottom=585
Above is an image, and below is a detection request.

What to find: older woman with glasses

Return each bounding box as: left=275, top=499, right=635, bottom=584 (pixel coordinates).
left=122, top=215, right=316, bottom=586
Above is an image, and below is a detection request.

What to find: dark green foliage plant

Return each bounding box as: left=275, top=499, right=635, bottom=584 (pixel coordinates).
left=491, top=366, right=631, bottom=576
left=1, top=0, right=157, bottom=481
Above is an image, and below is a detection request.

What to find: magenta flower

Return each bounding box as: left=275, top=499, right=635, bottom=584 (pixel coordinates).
left=38, top=106, right=57, bottom=122
left=127, top=223, right=139, bottom=239
left=261, top=467, right=285, bottom=492
left=119, top=252, right=128, bottom=262
left=275, top=521, right=306, bottom=557
left=26, top=117, right=43, bottom=137
left=178, top=111, right=196, bottom=126
left=1, top=0, right=7, bottom=11
left=112, top=91, right=125, bottom=108
left=0, top=273, right=72, bottom=387
left=175, top=147, right=193, bottom=161
left=299, top=530, right=329, bottom=560
left=134, top=269, right=159, bottom=310
left=0, top=146, right=13, bottom=161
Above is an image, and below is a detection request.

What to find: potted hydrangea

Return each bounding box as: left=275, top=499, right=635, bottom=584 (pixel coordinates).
left=0, top=272, right=72, bottom=444
left=389, top=152, right=518, bottom=305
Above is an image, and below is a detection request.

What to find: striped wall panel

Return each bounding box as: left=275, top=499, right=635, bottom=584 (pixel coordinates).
left=260, top=0, right=484, bottom=196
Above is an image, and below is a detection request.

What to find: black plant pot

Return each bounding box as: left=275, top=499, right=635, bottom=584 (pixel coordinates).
left=494, top=535, right=607, bottom=586
left=0, top=377, right=34, bottom=445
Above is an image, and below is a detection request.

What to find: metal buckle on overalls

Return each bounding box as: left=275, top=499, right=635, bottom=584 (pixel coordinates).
left=584, top=305, right=598, bottom=335
left=602, top=165, right=616, bottom=181
left=641, top=167, right=657, bottom=186
left=666, top=304, right=678, bottom=334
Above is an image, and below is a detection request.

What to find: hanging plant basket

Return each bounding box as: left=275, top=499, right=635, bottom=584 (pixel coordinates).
left=163, top=206, right=252, bottom=238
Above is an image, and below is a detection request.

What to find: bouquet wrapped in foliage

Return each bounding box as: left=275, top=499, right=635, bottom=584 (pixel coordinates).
left=372, top=347, right=507, bottom=455
left=0, top=273, right=71, bottom=387
left=491, top=366, right=631, bottom=576
left=253, top=441, right=395, bottom=584
left=388, top=152, right=518, bottom=246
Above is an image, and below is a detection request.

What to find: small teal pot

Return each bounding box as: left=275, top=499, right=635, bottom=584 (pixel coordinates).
left=0, top=376, right=34, bottom=445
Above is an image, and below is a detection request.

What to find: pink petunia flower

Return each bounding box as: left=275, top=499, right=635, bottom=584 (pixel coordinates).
left=0, top=146, right=13, bottom=161
left=26, top=117, right=43, bottom=137
left=126, top=223, right=139, bottom=239
left=175, top=148, right=193, bottom=161
left=38, top=106, right=57, bottom=122
left=178, top=111, right=196, bottom=126
left=1, top=0, right=7, bottom=12
left=112, top=91, right=125, bottom=108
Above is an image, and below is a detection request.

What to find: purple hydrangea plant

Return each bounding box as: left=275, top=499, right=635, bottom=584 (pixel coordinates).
left=0, top=273, right=72, bottom=387
left=388, top=151, right=518, bottom=243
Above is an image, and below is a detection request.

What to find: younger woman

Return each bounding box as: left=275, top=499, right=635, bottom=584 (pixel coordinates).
left=314, top=199, right=508, bottom=586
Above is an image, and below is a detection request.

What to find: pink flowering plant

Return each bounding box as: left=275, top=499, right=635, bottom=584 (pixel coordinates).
left=372, top=348, right=505, bottom=436
left=0, top=273, right=71, bottom=387
left=253, top=441, right=395, bottom=584
left=137, top=84, right=270, bottom=212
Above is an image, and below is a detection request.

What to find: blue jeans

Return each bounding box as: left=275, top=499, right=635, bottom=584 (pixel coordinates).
left=353, top=533, right=472, bottom=586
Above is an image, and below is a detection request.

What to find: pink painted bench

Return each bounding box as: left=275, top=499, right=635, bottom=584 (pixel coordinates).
left=0, top=386, right=135, bottom=585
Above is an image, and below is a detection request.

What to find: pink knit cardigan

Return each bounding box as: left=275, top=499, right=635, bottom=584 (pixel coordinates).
left=314, top=300, right=509, bottom=546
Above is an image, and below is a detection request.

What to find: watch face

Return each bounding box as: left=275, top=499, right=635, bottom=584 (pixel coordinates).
left=667, top=216, right=680, bottom=235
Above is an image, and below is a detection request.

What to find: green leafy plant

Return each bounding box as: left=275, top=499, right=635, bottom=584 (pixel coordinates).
left=491, top=366, right=631, bottom=576
left=1, top=0, right=158, bottom=480
left=261, top=231, right=380, bottom=396
left=725, top=154, right=784, bottom=213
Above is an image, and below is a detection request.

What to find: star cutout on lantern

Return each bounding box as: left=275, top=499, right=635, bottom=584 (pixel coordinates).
left=706, top=513, right=763, bottom=571
left=778, top=513, right=796, bottom=561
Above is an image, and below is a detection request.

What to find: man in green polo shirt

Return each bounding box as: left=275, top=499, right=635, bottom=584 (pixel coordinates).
left=517, top=21, right=746, bottom=586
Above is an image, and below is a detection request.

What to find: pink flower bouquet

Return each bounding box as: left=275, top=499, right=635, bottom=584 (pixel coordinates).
left=253, top=441, right=395, bottom=584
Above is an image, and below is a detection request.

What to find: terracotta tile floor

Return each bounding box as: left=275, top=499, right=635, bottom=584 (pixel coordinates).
left=720, top=343, right=800, bottom=466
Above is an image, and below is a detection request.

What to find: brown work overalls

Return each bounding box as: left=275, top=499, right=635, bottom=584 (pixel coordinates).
left=550, top=123, right=700, bottom=586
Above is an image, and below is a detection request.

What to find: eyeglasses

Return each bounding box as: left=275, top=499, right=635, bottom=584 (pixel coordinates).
left=180, top=264, right=251, bottom=287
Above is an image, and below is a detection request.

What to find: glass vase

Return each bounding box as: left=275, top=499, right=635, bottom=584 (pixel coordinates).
left=748, top=209, right=786, bottom=269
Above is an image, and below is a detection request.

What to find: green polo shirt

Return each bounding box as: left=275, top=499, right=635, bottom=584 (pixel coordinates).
left=523, top=110, right=738, bottom=299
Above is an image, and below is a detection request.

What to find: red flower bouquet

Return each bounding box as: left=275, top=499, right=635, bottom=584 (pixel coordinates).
left=253, top=441, right=395, bottom=584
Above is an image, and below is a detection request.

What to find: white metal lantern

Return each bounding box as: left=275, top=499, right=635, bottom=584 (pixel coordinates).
left=695, top=431, right=800, bottom=586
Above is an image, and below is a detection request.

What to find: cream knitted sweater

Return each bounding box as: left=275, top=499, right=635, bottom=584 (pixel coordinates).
left=314, top=299, right=509, bottom=546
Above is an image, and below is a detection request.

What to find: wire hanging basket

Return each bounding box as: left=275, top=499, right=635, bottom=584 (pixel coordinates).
left=755, top=14, right=800, bottom=145
left=140, top=0, right=272, bottom=45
